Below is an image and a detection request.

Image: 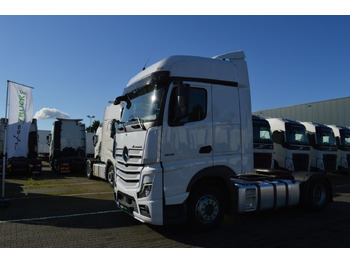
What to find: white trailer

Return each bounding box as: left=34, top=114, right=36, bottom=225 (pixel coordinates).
left=47, top=118, right=86, bottom=173
left=327, top=125, right=350, bottom=172
left=1, top=118, right=41, bottom=175
left=267, top=118, right=310, bottom=172
left=86, top=104, right=122, bottom=185
left=113, top=51, right=332, bottom=229
left=252, top=115, right=274, bottom=169
left=301, top=122, right=337, bottom=172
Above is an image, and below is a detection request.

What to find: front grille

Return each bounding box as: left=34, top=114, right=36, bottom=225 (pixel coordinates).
left=117, top=191, right=138, bottom=214
left=116, top=147, right=143, bottom=188
left=323, top=154, right=337, bottom=172
left=254, top=153, right=272, bottom=169
left=292, top=154, right=309, bottom=171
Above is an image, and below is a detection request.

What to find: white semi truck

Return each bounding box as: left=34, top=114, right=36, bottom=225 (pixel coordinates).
left=0, top=118, right=42, bottom=175
left=327, top=125, right=350, bottom=172
left=301, top=122, right=337, bottom=172
left=47, top=118, right=86, bottom=173
left=252, top=115, right=274, bottom=169
left=113, top=51, right=332, bottom=229
left=86, top=104, right=122, bottom=185
left=267, top=118, right=310, bottom=172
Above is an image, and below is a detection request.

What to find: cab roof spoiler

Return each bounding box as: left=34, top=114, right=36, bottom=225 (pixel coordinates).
left=212, top=51, right=246, bottom=60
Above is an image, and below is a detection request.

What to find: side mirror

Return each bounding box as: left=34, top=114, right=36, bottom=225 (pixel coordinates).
left=110, top=119, right=116, bottom=138
left=46, top=134, right=52, bottom=145
left=272, top=131, right=284, bottom=145
left=92, top=135, right=98, bottom=147
left=174, top=84, right=189, bottom=121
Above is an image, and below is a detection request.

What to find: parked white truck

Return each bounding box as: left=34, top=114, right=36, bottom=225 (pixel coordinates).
left=86, top=104, right=122, bottom=185
left=1, top=118, right=42, bottom=175
left=327, top=125, right=350, bottom=172
left=267, top=118, right=310, bottom=172
left=46, top=118, right=86, bottom=173
left=252, top=115, right=274, bottom=169
left=301, top=122, right=337, bottom=172
left=113, top=51, right=332, bottom=229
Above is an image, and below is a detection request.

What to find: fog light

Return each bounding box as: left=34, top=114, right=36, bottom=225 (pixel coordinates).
left=139, top=205, right=151, bottom=218
left=137, top=183, right=152, bottom=198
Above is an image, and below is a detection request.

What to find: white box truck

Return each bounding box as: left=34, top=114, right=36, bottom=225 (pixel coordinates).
left=86, top=104, right=122, bottom=185
left=267, top=118, right=310, bottom=172
left=327, top=125, right=350, bottom=172
left=1, top=118, right=42, bottom=175
left=46, top=118, right=86, bottom=173
left=113, top=51, right=332, bottom=229
left=301, top=122, right=338, bottom=172
left=252, top=115, right=274, bottom=169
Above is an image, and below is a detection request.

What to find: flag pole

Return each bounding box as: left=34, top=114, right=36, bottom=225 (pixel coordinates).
left=1, top=80, right=10, bottom=207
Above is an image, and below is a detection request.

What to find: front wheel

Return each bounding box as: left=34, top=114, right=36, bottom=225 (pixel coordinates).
left=106, top=165, right=115, bottom=187
left=86, top=159, right=93, bottom=179
left=187, top=184, right=226, bottom=230
left=307, top=178, right=330, bottom=211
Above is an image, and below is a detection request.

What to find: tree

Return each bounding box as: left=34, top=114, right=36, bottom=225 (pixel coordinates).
left=87, top=120, right=100, bottom=133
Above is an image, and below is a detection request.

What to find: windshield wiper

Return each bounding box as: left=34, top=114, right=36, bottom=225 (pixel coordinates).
left=129, top=117, right=146, bottom=130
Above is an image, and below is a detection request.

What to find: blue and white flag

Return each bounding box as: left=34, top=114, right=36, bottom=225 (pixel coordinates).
left=7, top=81, right=33, bottom=158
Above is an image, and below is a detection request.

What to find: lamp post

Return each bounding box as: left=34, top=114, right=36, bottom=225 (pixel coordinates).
left=87, top=115, right=95, bottom=132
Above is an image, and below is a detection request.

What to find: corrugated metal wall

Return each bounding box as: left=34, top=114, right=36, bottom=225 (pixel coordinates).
left=253, top=97, right=350, bottom=127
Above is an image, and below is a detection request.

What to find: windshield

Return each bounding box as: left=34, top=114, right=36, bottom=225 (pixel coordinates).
left=253, top=122, right=272, bottom=143
left=285, top=123, right=309, bottom=145
left=316, top=127, right=336, bottom=146
left=120, top=84, right=165, bottom=125
left=340, top=129, right=350, bottom=146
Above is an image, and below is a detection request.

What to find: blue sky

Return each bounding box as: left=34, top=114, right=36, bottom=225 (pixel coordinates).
left=0, top=15, right=349, bottom=130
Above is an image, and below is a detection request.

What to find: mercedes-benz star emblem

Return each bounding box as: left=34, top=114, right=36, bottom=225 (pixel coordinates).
left=122, top=146, right=129, bottom=163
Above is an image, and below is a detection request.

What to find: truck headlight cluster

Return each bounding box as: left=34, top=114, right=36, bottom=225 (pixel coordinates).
left=137, top=183, right=152, bottom=198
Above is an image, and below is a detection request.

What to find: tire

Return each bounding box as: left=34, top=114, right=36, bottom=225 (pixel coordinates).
left=187, top=184, right=226, bottom=230
left=307, top=178, right=330, bottom=211
left=106, top=164, right=115, bottom=187
left=86, top=159, right=93, bottom=179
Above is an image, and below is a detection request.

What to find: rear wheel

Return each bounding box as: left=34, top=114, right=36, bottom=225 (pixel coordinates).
left=187, top=184, right=226, bottom=230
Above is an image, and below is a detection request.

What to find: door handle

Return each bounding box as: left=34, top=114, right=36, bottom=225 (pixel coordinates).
left=199, top=145, right=212, bottom=154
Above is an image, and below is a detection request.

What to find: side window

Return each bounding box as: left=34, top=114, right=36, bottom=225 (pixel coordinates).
left=169, top=86, right=207, bottom=125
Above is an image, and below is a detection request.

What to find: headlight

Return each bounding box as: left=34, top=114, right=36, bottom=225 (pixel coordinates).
left=137, top=183, right=152, bottom=198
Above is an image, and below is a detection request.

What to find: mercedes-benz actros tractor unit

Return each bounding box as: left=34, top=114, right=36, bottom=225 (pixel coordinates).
left=113, top=51, right=332, bottom=229
left=301, top=122, right=338, bottom=172
left=252, top=115, right=274, bottom=170
left=267, top=118, right=310, bottom=172
left=86, top=103, right=122, bottom=185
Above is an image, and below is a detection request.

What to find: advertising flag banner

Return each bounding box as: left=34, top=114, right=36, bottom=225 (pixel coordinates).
left=7, top=81, right=33, bottom=159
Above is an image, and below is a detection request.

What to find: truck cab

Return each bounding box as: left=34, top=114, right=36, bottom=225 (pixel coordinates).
left=327, top=125, right=350, bottom=172
left=267, top=118, right=310, bottom=171
left=252, top=115, right=274, bottom=169
left=301, top=122, right=337, bottom=172
left=86, top=104, right=122, bottom=185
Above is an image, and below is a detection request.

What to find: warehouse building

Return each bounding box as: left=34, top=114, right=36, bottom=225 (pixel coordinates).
left=253, top=96, right=350, bottom=127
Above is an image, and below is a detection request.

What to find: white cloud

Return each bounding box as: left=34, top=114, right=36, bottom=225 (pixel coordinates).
left=34, top=108, right=70, bottom=120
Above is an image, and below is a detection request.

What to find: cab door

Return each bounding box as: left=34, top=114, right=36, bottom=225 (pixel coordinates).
left=161, top=81, right=213, bottom=205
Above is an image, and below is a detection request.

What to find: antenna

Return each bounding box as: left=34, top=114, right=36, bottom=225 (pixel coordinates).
left=142, top=58, right=150, bottom=71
